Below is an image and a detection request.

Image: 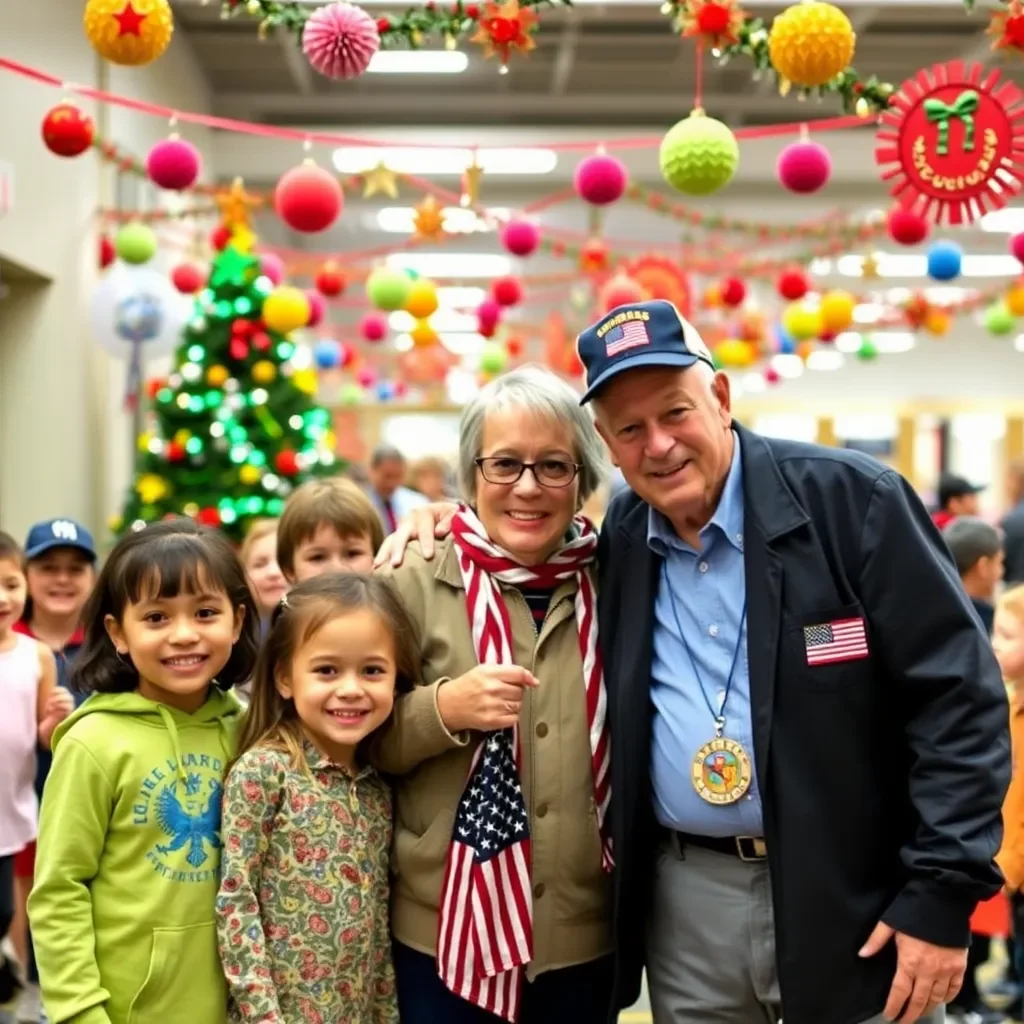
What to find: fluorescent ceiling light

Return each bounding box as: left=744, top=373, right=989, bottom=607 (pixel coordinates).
left=438, top=286, right=486, bottom=306
left=389, top=309, right=477, bottom=332
left=808, top=258, right=832, bottom=276
left=873, top=331, right=915, bottom=353
left=366, top=51, right=468, bottom=74
left=837, top=253, right=1021, bottom=278
left=807, top=349, right=844, bottom=372
left=1015, top=333, right=1024, bottom=353
left=334, top=147, right=557, bottom=176
left=854, top=303, right=882, bottom=324
left=375, top=207, right=510, bottom=235
left=981, top=208, right=1024, bottom=233
left=739, top=372, right=767, bottom=394
left=770, top=353, right=805, bottom=378
left=386, top=252, right=512, bottom=278
left=835, top=331, right=863, bottom=353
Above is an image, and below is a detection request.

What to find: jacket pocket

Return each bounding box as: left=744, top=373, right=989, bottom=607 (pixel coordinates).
left=128, top=922, right=226, bottom=1023
left=784, top=602, right=871, bottom=691
left=394, top=809, right=456, bottom=911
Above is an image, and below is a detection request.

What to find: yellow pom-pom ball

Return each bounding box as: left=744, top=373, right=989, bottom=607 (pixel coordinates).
left=262, top=286, right=310, bottom=334
left=293, top=368, right=319, bottom=396
left=84, top=0, right=174, bottom=67
left=173, top=429, right=191, bottom=446
left=819, top=290, right=856, bottom=333
left=411, top=320, right=439, bottom=348
left=659, top=111, right=739, bottom=197
left=713, top=339, right=758, bottom=369
left=404, top=280, right=439, bottom=320
left=782, top=302, right=823, bottom=341
left=137, top=431, right=152, bottom=453
left=1007, top=284, right=1024, bottom=318
left=924, top=309, right=951, bottom=337
left=252, top=360, right=277, bottom=385
left=239, top=464, right=262, bottom=485
left=135, top=473, right=168, bottom=505
left=207, top=364, right=229, bottom=387
left=769, top=1, right=856, bottom=89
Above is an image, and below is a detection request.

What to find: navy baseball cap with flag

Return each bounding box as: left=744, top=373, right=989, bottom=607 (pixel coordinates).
left=24, top=518, right=97, bottom=562
left=576, top=299, right=716, bottom=404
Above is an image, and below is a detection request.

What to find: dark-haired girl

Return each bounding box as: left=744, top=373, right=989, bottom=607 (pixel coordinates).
left=217, top=573, right=415, bottom=1024
left=28, top=519, right=260, bottom=1024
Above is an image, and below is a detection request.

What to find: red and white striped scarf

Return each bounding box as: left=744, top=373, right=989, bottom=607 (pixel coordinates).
left=436, top=505, right=612, bottom=1022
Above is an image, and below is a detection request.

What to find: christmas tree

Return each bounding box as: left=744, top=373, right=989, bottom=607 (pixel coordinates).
left=116, top=216, right=338, bottom=541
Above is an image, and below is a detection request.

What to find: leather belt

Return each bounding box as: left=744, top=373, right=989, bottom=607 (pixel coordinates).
left=674, top=831, right=767, bottom=862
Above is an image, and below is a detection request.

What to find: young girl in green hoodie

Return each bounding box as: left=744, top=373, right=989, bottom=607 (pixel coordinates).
left=28, top=519, right=260, bottom=1024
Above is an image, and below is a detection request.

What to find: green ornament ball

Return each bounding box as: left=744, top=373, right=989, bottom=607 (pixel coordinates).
left=856, top=338, right=879, bottom=361
left=115, top=221, right=158, bottom=265
left=479, top=341, right=508, bottom=376
left=339, top=382, right=366, bottom=407
left=366, top=267, right=412, bottom=312
left=984, top=301, right=1016, bottom=336
left=659, top=112, right=739, bottom=196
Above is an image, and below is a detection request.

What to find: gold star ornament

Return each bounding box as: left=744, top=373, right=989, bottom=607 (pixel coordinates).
left=861, top=253, right=880, bottom=279
left=413, top=195, right=447, bottom=241
left=215, top=177, right=261, bottom=229
left=461, top=157, right=483, bottom=207
left=362, top=162, right=399, bottom=199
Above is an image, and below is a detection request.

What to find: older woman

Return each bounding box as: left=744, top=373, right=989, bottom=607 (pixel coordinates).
left=374, top=365, right=613, bottom=1023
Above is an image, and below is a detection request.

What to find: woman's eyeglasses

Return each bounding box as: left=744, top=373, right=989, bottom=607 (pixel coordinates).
left=475, top=457, right=581, bottom=488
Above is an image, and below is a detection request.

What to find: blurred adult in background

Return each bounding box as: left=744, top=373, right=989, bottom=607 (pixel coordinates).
left=1002, top=459, right=1024, bottom=585
left=238, top=519, right=287, bottom=633
left=407, top=455, right=454, bottom=503
left=367, top=444, right=428, bottom=534
left=933, top=473, right=985, bottom=530
left=942, top=517, right=1004, bottom=634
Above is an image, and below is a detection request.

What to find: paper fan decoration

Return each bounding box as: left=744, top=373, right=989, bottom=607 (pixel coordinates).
left=623, top=255, right=693, bottom=318
left=875, top=60, right=1024, bottom=225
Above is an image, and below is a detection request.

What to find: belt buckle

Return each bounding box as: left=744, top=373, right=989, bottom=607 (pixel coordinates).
left=736, top=836, right=767, bottom=861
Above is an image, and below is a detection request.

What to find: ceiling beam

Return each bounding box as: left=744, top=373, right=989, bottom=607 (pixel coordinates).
left=279, top=32, right=315, bottom=94
left=550, top=15, right=581, bottom=95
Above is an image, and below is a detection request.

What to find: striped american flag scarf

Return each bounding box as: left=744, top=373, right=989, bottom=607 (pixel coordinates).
left=436, top=505, right=612, bottom=1022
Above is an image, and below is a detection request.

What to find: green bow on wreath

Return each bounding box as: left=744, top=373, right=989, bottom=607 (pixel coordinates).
left=923, top=89, right=980, bottom=157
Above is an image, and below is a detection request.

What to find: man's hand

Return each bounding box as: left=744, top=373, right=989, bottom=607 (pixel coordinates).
left=374, top=501, right=458, bottom=568
left=859, top=922, right=966, bottom=1023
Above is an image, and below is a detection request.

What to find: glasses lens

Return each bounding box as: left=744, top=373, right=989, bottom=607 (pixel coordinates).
left=536, top=461, right=576, bottom=486
left=483, top=458, right=523, bottom=483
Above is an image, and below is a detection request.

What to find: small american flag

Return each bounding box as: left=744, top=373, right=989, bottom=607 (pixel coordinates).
left=804, top=617, right=869, bottom=666
left=437, top=731, right=532, bottom=1023
left=605, top=319, right=650, bottom=356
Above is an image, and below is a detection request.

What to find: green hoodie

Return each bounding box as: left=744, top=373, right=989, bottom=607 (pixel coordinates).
left=28, top=690, right=242, bottom=1024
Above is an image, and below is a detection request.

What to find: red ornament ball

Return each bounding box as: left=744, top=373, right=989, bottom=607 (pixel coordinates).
left=1011, top=232, right=1024, bottom=265
left=500, top=219, right=540, bottom=257
left=232, top=318, right=254, bottom=338
left=171, top=263, right=204, bottom=294
left=776, top=140, right=832, bottom=194
left=196, top=507, right=221, bottom=528
left=492, top=276, right=523, bottom=307
left=99, top=235, right=116, bottom=270
left=166, top=441, right=186, bottom=462
left=229, top=338, right=249, bottom=361
left=316, top=261, right=347, bottom=297
left=360, top=313, right=388, bottom=343
left=573, top=153, right=628, bottom=206
left=305, top=290, right=326, bottom=328
left=697, top=1, right=731, bottom=33
left=252, top=331, right=272, bottom=351
left=887, top=206, right=929, bottom=246
left=42, top=103, right=95, bottom=158
left=598, top=274, right=647, bottom=314
left=506, top=337, right=524, bottom=358
left=777, top=268, right=809, bottom=301
left=763, top=367, right=782, bottom=386
left=477, top=298, right=501, bottom=331
left=274, top=163, right=344, bottom=233
left=275, top=450, right=300, bottom=476
left=719, top=276, right=747, bottom=308
left=146, top=137, right=202, bottom=191
left=210, top=225, right=232, bottom=251
left=146, top=377, right=165, bottom=400
left=818, top=329, right=838, bottom=345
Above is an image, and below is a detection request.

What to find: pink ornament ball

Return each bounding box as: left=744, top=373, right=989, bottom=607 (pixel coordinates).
left=1012, top=232, right=1024, bottom=265
left=573, top=153, right=628, bottom=206
left=500, top=219, right=540, bottom=258
left=360, top=313, right=388, bottom=343
left=492, top=276, right=523, bottom=308
left=302, top=1, right=380, bottom=80
left=393, top=380, right=408, bottom=398
left=776, top=140, right=831, bottom=194
left=171, top=263, right=204, bottom=294
left=274, top=162, right=344, bottom=234
left=598, top=274, right=646, bottom=314
left=305, top=291, right=326, bottom=328
left=477, top=298, right=501, bottom=331
left=356, top=366, right=377, bottom=388
left=887, top=206, right=929, bottom=246
left=259, top=253, right=285, bottom=286
left=146, top=137, right=201, bottom=191
left=763, top=367, right=781, bottom=386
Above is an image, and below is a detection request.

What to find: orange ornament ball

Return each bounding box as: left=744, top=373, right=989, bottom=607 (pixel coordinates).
left=1007, top=282, right=1024, bottom=318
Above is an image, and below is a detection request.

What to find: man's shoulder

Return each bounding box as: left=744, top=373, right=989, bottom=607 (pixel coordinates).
left=601, top=487, right=647, bottom=538
left=757, top=433, right=891, bottom=489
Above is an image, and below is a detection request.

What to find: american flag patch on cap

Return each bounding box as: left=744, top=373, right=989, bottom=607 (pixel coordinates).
left=803, top=617, right=869, bottom=666
left=605, top=319, right=650, bottom=356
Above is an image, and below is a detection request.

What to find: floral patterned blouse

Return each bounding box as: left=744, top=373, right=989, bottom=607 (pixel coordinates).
left=217, top=740, right=398, bottom=1024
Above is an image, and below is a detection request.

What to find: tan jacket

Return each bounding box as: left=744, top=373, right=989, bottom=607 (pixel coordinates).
left=375, top=537, right=611, bottom=978
left=998, top=693, right=1024, bottom=890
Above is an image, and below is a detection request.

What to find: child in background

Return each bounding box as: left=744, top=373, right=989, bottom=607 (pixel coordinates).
left=0, top=532, right=70, bottom=1005
left=942, top=516, right=1004, bottom=634
left=217, top=574, right=416, bottom=1023
left=28, top=519, right=260, bottom=1024
left=239, top=519, right=287, bottom=634
left=277, top=477, right=383, bottom=584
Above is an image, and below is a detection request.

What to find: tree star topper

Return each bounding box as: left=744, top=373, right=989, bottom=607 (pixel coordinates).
left=362, top=162, right=399, bottom=199
left=413, top=195, right=447, bottom=241
left=215, top=177, right=262, bottom=229
left=472, top=0, right=539, bottom=64
left=680, top=0, right=745, bottom=50
left=875, top=60, right=1024, bottom=225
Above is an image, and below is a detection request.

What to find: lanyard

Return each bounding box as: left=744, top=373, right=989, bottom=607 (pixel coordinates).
left=661, top=561, right=747, bottom=736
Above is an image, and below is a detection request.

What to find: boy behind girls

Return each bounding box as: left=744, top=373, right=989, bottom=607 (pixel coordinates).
left=277, top=477, right=385, bottom=584
left=943, top=516, right=1004, bottom=633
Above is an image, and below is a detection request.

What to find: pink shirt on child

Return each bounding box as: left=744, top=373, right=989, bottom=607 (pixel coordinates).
left=0, top=632, right=40, bottom=855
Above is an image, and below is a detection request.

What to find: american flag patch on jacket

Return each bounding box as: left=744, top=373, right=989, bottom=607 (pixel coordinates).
left=803, top=617, right=869, bottom=665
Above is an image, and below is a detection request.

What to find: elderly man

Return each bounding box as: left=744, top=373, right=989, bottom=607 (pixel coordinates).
left=377, top=299, right=1009, bottom=1024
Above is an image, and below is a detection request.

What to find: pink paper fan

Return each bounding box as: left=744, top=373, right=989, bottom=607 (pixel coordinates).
left=302, top=2, right=380, bottom=81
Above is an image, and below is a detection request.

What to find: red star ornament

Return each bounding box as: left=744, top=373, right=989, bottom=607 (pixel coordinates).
left=681, top=0, right=745, bottom=50
left=471, top=0, right=538, bottom=64
left=113, top=0, right=148, bottom=36
left=990, top=0, right=1024, bottom=56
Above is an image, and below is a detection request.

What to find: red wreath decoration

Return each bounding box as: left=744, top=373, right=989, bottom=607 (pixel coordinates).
left=875, top=61, right=1024, bottom=225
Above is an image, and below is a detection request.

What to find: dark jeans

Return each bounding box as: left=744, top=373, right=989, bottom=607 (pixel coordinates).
left=393, top=941, right=615, bottom=1023
left=0, top=855, right=12, bottom=939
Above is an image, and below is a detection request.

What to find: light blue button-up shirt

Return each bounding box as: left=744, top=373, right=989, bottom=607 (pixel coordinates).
left=647, top=434, right=764, bottom=837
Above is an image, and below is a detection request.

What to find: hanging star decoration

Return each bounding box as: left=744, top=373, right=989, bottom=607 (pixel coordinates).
left=680, top=0, right=745, bottom=50
left=113, top=0, right=148, bottom=36
left=989, top=0, right=1024, bottom=56
left=461, top=156, right=483, bottom=207
left=861, top=253, right=880, bottom=279
left=412, top=195, right=447, bottom=241
left=362, top=162, right=399, bottom=199
left=471, top=0, right=539, bottom=64
left=215, top=177, right=262, bottom=251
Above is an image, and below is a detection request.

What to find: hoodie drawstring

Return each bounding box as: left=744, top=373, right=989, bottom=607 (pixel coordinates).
left=157, top=704, right=189, bottom=785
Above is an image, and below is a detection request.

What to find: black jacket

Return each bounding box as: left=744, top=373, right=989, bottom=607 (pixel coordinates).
left=1003, top=502, right=1024, bottom=585
left=598, top=425, right=1009, bottom=1024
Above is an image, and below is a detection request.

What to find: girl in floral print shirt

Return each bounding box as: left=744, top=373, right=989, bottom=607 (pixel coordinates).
left=217, top=574, right=419, bottom=1023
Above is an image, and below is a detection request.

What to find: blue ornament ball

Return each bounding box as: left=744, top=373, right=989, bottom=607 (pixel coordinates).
left=376, top=380, right=395, bottom=402
left=313, top=339, right=342, bottom=369
left=773, top=322, right=795, bottom=355
left=927, top=241, right=962, bottom=282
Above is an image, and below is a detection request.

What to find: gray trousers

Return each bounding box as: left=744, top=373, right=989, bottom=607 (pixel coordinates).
left=646, top=838, right=945, bottom=1024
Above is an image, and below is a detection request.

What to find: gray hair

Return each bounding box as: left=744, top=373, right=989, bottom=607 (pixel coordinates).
left=942, top=516, right=1003, bottom=576
left=458, top=364, right=609, bottom=504
left=370, top=444, right=405, bottom=468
